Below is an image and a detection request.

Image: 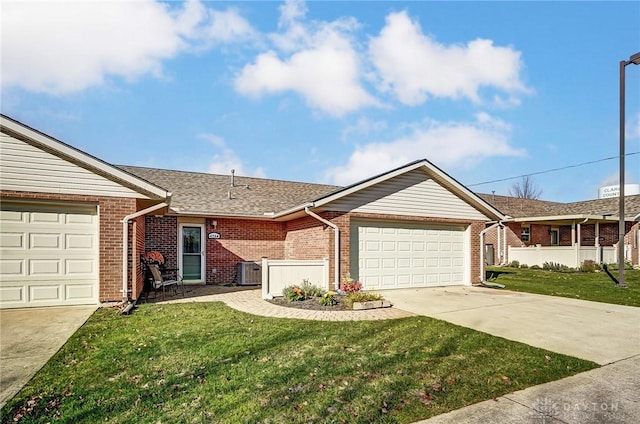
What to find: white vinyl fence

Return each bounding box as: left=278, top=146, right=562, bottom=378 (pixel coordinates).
left=261, top=258, right=329, bottom=299
left=508, top=245, right=617, bottom=268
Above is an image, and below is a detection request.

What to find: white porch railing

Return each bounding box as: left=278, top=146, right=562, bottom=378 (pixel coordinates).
left=261, top=258, right=329, bottom=299
left=508, top=245, right=616, bottom=268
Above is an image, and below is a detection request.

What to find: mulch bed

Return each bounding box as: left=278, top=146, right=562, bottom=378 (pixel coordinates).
left=267, top=296, right=351, bottom=311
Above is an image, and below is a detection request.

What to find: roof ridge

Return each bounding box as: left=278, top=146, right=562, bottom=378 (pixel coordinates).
left=118, top=164, right=341, bottom=188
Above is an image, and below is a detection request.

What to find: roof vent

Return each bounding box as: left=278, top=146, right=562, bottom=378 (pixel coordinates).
left=230, top=169, right=235, bottom=187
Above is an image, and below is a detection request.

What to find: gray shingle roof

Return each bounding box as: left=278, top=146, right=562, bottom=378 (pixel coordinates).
left=119, top=165, right=640, bottom=220
left=119, top=165, right=340, bottom=216
left=477, top=194, right=563, bottom=218
left=478, top=193, right=640, bottom=219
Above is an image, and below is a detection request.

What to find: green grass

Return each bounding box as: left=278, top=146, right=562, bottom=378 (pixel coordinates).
left=1, top=302, right=596, bottom=424
left=487, top=267, right=640, bottom=307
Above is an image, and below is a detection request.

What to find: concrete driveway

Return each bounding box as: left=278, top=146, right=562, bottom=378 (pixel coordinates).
left=0, top=305, right=96, bottom=408
left=384, top=286, right=640, bottom=365
left=384, top=286, right=640, bottom=424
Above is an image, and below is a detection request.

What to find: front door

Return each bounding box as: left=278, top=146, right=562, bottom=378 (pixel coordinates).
left=179, top=224, right=205, bottom=283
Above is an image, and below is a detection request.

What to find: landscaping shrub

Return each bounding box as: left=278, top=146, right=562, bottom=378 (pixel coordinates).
left=520, top=263, right=529, bottom=269
left=530, top=265, right=541, bottom=270
left=579, top=260, right=600, bottom=273
left=282, top=285, right=305, bottom=302
left=340, top=274, right=362, bottom=293
left=542, top=262, right=573, bottom=272
left=345, top=291, right=383, bottom=307
left=508, top=260, right=520, bottom=268
left=300, top=280, right=324, bottom=298
left=318, top=291, right=338, bottom=306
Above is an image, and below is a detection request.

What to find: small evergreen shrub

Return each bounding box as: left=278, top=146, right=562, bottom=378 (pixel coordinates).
left=520, top=263, right=529, bottom=269
left=508, top=260, right=520, bottom=268
left=530, top=265, right=541, bottom=270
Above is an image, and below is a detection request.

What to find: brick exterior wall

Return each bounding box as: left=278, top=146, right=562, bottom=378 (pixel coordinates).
left=132, top=214, right=145, bottom=299
left=0, top=190, right=138, bottom=302
left=145, top=211, right=488, bottom=290
left=145, top=215, right=178, bottom=268
left=484, top=221, right=639, bottom=266
left=206, top=218, right=286, bottom=284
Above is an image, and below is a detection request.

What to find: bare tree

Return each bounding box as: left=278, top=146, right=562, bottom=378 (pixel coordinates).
left=509, top=176, right=542, bottom=199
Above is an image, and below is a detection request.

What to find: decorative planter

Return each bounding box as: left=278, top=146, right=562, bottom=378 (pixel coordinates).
left=352, top=299, right=392, bottom=310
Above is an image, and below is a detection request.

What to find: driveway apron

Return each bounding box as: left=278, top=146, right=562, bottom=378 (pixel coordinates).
left=0, top=305, right=96, bottom=408
left=384, top=286, right=640, bottom=366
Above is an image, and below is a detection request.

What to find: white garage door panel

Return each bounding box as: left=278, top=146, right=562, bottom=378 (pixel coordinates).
left=354, top=221, right=466, bottom=290
left=0, top=203, right=98, bottom=308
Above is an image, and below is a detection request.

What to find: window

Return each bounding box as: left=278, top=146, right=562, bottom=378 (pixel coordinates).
left=521, top=226, right=530, bottom=242
left=550, top=229, right=559, bottom=245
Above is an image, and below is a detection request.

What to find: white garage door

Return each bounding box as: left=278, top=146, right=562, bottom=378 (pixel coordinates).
left=0, top=202, right=98, bottom=309
left=352, top=221, right=466, bottom=289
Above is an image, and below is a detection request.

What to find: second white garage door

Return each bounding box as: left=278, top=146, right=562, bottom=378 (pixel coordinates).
left=351, top=221, right=467, bottom=289
left=0, top=202, right=99, bottom=309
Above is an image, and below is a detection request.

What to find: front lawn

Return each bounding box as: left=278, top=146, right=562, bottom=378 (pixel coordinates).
left=487, top=267, right=640, bottom=307
left=1, top=302, right=596, bottom=423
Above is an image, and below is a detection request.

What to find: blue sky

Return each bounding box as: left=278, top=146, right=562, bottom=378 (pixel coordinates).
left=2, top=0, right=639, bottom=202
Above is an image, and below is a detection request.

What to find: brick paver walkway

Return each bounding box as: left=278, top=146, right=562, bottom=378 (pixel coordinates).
left=159, top=287, right=414, bottom=321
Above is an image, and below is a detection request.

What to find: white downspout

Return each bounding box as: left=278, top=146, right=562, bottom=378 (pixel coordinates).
left=497, top=222, right=501, bottom=265
left=304, top=207, right=340, bottom=289
left=502, top=224, right=508, bottom=265
left=121, top=202, right=169, bottom=301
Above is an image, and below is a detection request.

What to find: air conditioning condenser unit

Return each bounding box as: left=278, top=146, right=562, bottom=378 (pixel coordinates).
left=236, top=261, right=261, bottom=285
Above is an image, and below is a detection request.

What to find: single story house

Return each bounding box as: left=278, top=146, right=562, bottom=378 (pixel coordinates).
left=0, top=115, right=505, bottom=309
left=480, top=193, right=640, bottom=268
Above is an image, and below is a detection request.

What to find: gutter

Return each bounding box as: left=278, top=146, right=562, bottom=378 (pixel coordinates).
left=121, top=202, right=169, bottom=301
left=304, top=207, right=340, bottom=289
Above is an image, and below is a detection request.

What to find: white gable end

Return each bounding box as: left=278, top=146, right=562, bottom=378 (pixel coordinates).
left=321, top=169, right=490, bottom=221
left=1, top=132, right=151, bottom=199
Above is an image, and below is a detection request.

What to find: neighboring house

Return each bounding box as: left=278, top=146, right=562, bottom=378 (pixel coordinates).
left=0, top=115, right=504, bottom=309
left=480, top=193, right=640, bottom=268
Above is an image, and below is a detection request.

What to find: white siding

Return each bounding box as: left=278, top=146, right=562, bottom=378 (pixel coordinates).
left=0, top=132, right=149, bottom=198
left=322, top=170, right=489, bottom=220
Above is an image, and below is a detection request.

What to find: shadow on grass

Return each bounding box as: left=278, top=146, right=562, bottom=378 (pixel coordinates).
left=485, top=270, right=514, bottom=280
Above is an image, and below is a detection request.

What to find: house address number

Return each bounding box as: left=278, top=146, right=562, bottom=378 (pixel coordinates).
left=208, top=232, right=221, bottom=239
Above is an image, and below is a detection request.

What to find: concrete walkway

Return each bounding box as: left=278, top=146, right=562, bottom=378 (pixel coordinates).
left=417, top=355, right=640, bottom=424
left=160, top=286, right=415, bottom=321
left=0, top=305, right=96, bottom=408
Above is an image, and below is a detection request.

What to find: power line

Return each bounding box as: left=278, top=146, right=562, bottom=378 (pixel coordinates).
left=467, top=151, right=640, bottom=187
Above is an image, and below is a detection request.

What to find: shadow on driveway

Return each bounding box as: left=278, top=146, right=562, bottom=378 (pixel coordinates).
left=384, top=286, right=640, bottom=365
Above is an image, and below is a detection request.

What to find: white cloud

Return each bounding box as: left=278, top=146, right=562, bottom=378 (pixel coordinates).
left=369, top=11, right=530, bottom=106
left=199, top=134, right=266, bottom=178
left=341, top=117, right=388, bottom=140
left=324, top=113, right=525, bottom=185
left=1, top=0, right=256, bottom=94
left=234, top=1, right=378, bottom=117
left=626, top=112, right=640, bottom=139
